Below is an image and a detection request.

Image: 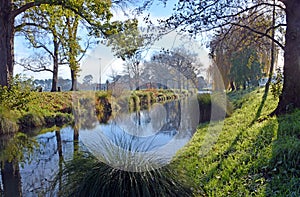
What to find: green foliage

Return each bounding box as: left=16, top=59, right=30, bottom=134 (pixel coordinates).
left=28, top=91, right=73, bottom=113
left=271, top=68, right=283, bottom=99
left=0, top=74, right=33, bottom=134
left=107, top=19, right=143, bottom=61
left=229, top=48, right=263, bottom=90
left=0, top=74, right=33, bottom=111
left=0, top=89, right=75, bottom=133
left=0, top=132, right=38, bottom=166
left=197, top=93, right=233, bottom=123
left=19, top=0, right=124, bottom=91
left=172, top=88, right=300, bottom=196
left=55, top=152, right=192, bottom=197
left=0, top=109, right=19, bottom=135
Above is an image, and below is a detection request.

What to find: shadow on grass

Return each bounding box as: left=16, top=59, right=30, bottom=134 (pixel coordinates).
left=265, top=112, right=300, bottom=196
left=196, top=118, right=276, bottom=196
left=250, top=85, right=270, bottom=126
left=180, top=97, right=300, bottom=196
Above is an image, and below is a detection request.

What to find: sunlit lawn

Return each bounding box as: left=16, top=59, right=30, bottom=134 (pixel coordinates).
left=171, top=87, right=300, bottom=196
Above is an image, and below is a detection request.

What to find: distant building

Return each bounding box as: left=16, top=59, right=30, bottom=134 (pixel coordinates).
left=95, top=83, right=108, bottom=91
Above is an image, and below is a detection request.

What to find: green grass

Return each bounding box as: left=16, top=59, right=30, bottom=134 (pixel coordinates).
left=0, top=91, right=111, bottom=133
left=171, top=87, right=300, bottom=196
left=55, top=152, right=192, bottom=197
left=0, top=88, right=189, bottom=134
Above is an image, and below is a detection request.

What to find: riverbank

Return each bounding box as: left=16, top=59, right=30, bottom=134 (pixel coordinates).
left=0, top=89, right=192, bottom=135
left=171, top=88, right=300, bottom=196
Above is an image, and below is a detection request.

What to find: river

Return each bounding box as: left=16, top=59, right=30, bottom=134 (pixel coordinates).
left=0, top=98, right=199, bottom=196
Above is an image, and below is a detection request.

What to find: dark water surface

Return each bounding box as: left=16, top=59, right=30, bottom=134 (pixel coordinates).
left=0, top=98, right=199, bottom=196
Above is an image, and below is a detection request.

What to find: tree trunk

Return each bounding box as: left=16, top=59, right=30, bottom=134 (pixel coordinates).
left=70, top=68, right=78, bottom=91
left=51, top=40, right=59, bottom=92
left=264, top=0, right=276, bottom=96
left=51, top=59, right=58, bottom=92
left=0, top=1, right=14, bottom=87
left=55, top=130, right=63, bottom=194
left=276, top=1, right=300, bottom=114
left=73, top=125, right=79, bottom=154
left=1, top=161, right=22, bottom=197
left=67, top=16, right=79, bottom=91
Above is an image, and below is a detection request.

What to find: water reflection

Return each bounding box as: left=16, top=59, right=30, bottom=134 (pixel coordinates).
left=0, top=99, right=199, bottom=195
left=80, top=98, right=199, bottom=172
left=0, top=127, right=76, bottom=196
left=101, top=101, right=181, bottom=152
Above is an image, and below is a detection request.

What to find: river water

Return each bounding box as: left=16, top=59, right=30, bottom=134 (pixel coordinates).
left=0, top=98, right=199, bottom=196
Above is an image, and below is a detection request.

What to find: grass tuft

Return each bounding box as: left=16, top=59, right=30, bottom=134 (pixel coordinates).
left=55, top=152, right=192, bottom=197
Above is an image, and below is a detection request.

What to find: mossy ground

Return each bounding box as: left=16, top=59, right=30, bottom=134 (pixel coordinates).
left=171, top=87, right=300, bottom=196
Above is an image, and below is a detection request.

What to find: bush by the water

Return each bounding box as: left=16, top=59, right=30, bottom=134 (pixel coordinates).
left=0, top=75, right=33, bottom=111
left=197, top=93, right=233, bottom=123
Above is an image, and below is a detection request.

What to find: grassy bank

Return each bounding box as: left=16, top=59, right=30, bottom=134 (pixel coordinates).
left=172, top=88, right=300, bottom=196
left=0, top=88, right=189, bottom=135
left=0, top=91, right=111, bottom=134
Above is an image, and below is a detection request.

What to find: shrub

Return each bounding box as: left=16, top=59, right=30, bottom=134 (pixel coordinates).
left=197, top=93, right=233, bottom=123
left=18, top=112, right=45, bottom=130
left=0, top=74, right=33, bottom=111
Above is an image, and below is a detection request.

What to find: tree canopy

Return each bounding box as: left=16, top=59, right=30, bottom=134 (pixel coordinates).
left=162, top=0, right=300, bottom=114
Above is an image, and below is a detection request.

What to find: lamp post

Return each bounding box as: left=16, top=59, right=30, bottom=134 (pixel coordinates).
left=99, top=58, right=101, bottom=90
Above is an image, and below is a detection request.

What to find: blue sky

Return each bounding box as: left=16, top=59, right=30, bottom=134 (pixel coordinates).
left=14, top=0, right=211, bottom=83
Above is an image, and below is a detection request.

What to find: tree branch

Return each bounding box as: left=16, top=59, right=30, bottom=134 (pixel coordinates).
left=230, top=22, right=285, bottom=50
left=13, top=2, right=42, bottom=18
left=15, top=22, right=50, bottom=32
left=33, top=43, right=54, bottom=58
left=16, top=61, right=53, bottom=73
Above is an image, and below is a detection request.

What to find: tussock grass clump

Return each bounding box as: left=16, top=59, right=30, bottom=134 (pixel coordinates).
left=56, top=153, right=192, bottom=197
left=0, top=115, right=19, bottom=135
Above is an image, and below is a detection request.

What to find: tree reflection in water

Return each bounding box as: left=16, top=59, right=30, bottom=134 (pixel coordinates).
left=0, top=133, right=37, bottom=197
left=0, top=97, right=199, bottom=196
left=79, top=98, right=199, bottom=172
left=59, top=98, right=198, bottom=196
